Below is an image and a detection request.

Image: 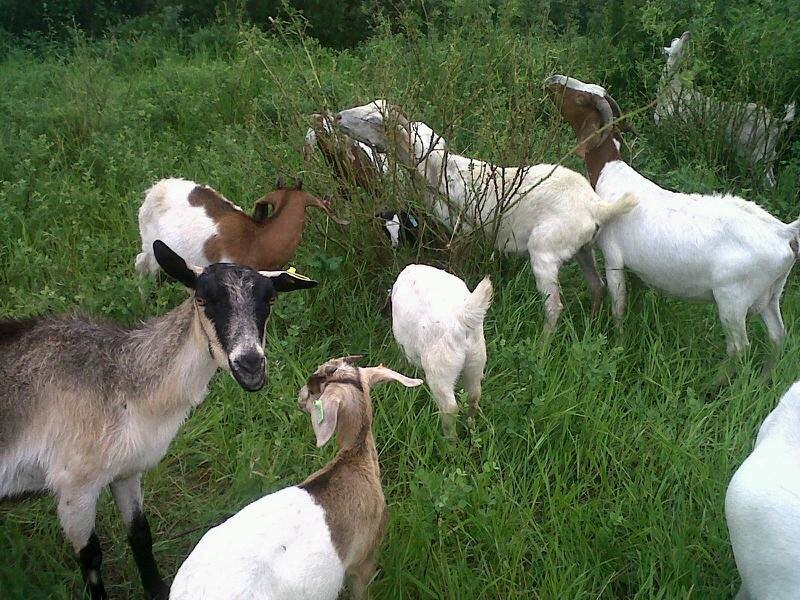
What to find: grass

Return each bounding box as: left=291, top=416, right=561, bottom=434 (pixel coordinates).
left=1, top=17, right=799, bottom=599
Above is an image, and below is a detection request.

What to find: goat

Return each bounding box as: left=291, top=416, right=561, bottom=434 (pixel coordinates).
left=654, top=31, right=796, bottom=188
left=376, top=209, right=420, bottom=248
left=390, top=264, right=492, bottom=438
left=726, top=380, right=800, bottom=599
left=336, top=100, right=638, bottom=331
left=136, top=177, right=347, bottom=275
left=304, top=111, right=388, bottom=193
left=0, top=240, right=317, bottom=599
left=546, top=74, right=800, bottom=373
left=169, top=356, right=422, bottom=600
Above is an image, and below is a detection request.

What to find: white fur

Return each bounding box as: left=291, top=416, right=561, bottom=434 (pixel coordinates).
left=136, top=178, right=239, bottom=274
left=384, top=213, right=401, bottom=247
left=725, top=381, right=800, bottom=599
left=337, top=100, right=638, bottom=329
left=594, top=158, right=798, bottom=358
left=170, top=487, right=344, bottom=600
left=391, top=264, right=492, bottom=437
left=654, top=31, right=795, bottom=188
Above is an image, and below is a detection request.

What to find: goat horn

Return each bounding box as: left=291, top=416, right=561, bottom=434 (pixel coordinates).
left=604, top=93, right=638, bottom=135
left=593, top=95, right=614, bottom=145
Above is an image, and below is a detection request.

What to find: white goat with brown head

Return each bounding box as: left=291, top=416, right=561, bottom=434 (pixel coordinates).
left=336, top=100, right=637, bottom=331
left=169, top=356, right=422, bottom=600
left=654, top=30, right=796, bottom=188
left=546, top=74, right=800, bottom=373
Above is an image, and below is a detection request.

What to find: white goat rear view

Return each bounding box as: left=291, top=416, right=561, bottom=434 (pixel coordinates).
left=726, top=381, right=800, bottom=599
left=391, top=264, right=492, bottom=437
left=337, top=100, right=637, bottom=330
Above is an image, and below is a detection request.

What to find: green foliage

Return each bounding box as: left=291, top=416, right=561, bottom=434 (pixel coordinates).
left=0, top=9, right=798, bottom=599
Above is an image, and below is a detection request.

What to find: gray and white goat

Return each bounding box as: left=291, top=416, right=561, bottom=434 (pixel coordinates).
left=654, top=31, right=795, bottom=188
left=0, top=240, right=317, bottom=600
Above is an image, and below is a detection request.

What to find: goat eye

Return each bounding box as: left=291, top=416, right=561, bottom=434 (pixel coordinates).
left=195, top=296, right=207, bottom=307
left=267, top=296, right=276, bottom=306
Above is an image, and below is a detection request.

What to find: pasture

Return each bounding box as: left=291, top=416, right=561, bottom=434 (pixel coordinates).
left=1, top=9, right=799, bottom=599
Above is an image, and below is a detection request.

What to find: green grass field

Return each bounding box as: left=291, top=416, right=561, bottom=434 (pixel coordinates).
left=1, top=15, right=799, bottom=599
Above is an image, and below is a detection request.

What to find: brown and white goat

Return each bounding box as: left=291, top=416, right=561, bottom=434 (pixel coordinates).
left=0, top=240, right=317, bottom=599
left=136, top=177, right=347, bottom=275
left=170, top=356, right=422, bottom=600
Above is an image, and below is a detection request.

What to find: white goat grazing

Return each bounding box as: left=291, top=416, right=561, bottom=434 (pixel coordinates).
left=170, top=357, right=422, bottom=600
left=654, top=31, right=796, bottom=188
left=336, top=100, right=638, bottom=330
left=547, top=74, right=800, bottom=371
left=390, top=264, right=492, bottom=437
left=726, top=381, right=800, bottom=599
left=0, top=240, right=317, bottom=600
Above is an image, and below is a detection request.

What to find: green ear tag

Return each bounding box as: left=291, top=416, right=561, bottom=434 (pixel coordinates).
left=314, top=398, right=324, bottom=424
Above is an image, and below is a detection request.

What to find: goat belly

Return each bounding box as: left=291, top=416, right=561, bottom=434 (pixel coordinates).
left=170, top=486, right=345, bottom=600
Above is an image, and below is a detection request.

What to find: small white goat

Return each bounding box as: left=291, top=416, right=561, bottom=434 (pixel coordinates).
left=170, top=357, right=422, bottom=600
left=390, top=264, right=492, bottom=437
left=654, top=31, right=796, bottom=188
left=136, top=177, right=346, bottom=275
left=336, top=100, right=638, bottom=330
left=547, top=74, right=800, bottom=371
left=726, top=381, right=800, bottom=599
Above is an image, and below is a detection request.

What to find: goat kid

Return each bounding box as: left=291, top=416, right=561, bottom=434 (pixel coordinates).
left=391, top=264, right=492, bottom=437
left=654, top=31, right=796, bottom=188
left=336, top=100, right=637, bottom=330
left=170, top=356, right=422, bottom=600
left=0, top=240, right=317, bottom=599
left=546, top=74, right=799, bottom=372
left=136, top=177, right=347, bottom=275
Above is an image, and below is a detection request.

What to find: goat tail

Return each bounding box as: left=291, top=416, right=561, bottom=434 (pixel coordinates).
left=590, top=192, right=638, bottom=225
left=783, top=102, right=796, bottom=124
left=460, top=276, right=493, bottom=331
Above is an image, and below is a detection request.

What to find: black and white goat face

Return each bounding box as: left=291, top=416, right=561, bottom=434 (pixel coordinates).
left=153, top=240, right=317, bottom=391
left=376, top=210, right=420, bottom=248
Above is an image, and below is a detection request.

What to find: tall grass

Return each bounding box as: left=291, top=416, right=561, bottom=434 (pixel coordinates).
left=0, top=14, right=798, bottom=599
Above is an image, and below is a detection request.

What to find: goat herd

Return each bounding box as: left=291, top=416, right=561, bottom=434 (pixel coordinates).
left=1, top=32, right=799, bottom=600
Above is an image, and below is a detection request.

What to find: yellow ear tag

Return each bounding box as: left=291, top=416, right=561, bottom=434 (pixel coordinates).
left=314, top=398, right=324, bottom=424
left=287, top=267, right=297, bottom=274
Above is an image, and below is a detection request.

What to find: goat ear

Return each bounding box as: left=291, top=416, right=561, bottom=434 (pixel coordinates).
left=293, top=178, right=303, bottom=190
left=258, top=269, right=319, bottom=292
left=342, top=355, right=364, bottom=365
left=361, top=365, right=423, bottom=388
left=310, top=392, right=340, bottom=447
left=153, top=240, right=199, bottom=289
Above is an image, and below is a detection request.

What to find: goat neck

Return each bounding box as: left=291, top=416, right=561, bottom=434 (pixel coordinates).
left=584, top=134, right=624, bottom=188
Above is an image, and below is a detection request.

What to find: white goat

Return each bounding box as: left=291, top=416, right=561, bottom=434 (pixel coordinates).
left=654, top=31, right=796, bottom=188
left=336, top=100, right=638, bottom=330
left=0, top=240, right=317, bottom=600
left=390, top=264, right=492, bottom=437
left=547, top=74, right=800, bottom=371
left=170, top=357, right=422, bottom=600
left=726, top=381, right=800, bottom=599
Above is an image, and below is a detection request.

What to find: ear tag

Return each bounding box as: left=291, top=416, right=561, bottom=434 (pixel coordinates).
left=314, top=398, right=324, bottom=424
left=288, top=267, right=297, bottom=274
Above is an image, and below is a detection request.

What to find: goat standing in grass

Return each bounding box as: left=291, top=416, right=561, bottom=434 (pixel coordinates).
left=336, top=100, right=637, bottom=331
left=0, top=241, right=317, bottom=600
left=170, top=356, right=422, bottom=600
left=546, top=74, right=799, bottom=374
left=391, top=264, right=492, bottom=438
left=654, top=31, right=795, bottom=188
